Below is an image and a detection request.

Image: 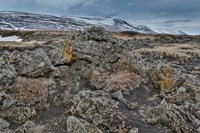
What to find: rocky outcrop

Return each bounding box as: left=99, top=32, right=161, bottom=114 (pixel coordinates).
left=0, top=56, right=16, bottom=87
left=9, top=49, right=54, bottom=77
left=70, top=90, right=122, bottom=131
left=0, top=118, right=9, bottom=130
left=75, top=27, right=112, bottom=42
left=5, top=107, right=36, bottom=124
left=3, top=107, right=36, bottom=124
left=141, top=100, right=190, bottom=133
left=67, top=116, right=103, bottom=133
left=0, top=28, right=200, bottom=132
left=0, top=91, right=16, bottom=110
left=15, top=121, right=36, bottom=133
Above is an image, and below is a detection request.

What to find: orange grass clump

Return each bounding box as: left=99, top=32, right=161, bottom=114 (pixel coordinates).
left=163, top=66, right=172, bottom=78
left=160, top=78, right=173, bottom=90
left=61, top=41, right=72, bottom=62
left=151, top=66, right=174, bottom=90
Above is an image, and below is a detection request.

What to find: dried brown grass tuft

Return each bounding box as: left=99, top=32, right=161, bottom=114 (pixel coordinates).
left=15, top=77, right=48, bottom=109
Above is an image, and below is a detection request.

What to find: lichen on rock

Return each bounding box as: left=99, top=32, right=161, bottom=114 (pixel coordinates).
left=0, top=56, right=16, bottom=87
left=141, top=99, right=190, bottom=133
left=67, top=116, right=103, bottom=133
left=70, top=90, right=126, bottom=132
left=5, top=107, right=36, bottom=124
left=0, top=118, right=10, bottom=131
left=12, top=49, right=54, bottom=77
left=0, top=91, right=16, bottom=110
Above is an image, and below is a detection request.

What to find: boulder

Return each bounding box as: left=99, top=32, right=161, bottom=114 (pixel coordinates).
left=6, top=107, right=36, bottom=124
left=0, top=56, right=16, bottom=87
left=0, top=91, right=16, bottom=110
left=15, top=121, right=35, bottom=133
left=67, top=116, right=103, bottom=133
left=70, top=90, right=125, bottom=132
left=0, top=118, right=10, bottom=130
left=11, top=49, right=54, bottom=77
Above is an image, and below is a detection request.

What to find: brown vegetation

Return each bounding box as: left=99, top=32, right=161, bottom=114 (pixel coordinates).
left=15, top=77, right=48, bottom=109
left=90, top=69, right=142, bottom=94
left=61, top=41, right=72, bottom=62
left=150, top=66, right=174, bottom=91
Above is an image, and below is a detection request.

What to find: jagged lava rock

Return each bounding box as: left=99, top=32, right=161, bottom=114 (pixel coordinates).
left=9, top=49, right=54, bottom=77
left=5, top=107, right=36, bottom=124
left=67, top=116, right=103, bottom=133
left=0, top=118, right=10, bottom=131
left=70, top=90, right=126, bottom=132
left=0, top=56, right=16, bottom=87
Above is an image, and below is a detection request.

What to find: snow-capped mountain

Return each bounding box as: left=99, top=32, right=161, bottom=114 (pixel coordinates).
left=153, top=28, right=187, bottom=35
left=65, top=16, right=156, bottom=34
left=0, top=11, right=185, bottom=35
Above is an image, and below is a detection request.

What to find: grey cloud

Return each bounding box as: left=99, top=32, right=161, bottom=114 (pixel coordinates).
left=165, top=20, right=191, bottom=23
left=35, top=0, right=98, bottom=11
left=126, top=2, right=134, bottom=6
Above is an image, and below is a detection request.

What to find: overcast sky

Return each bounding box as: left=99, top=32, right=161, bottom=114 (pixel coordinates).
left=0, top=0, right=200, bottom=34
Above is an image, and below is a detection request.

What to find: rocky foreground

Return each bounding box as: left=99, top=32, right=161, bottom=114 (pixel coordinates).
left=0, top=28, right=200, bottom=133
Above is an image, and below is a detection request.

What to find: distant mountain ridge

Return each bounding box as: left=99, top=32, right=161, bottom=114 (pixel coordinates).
left=0, top=11, right=186, bottom=35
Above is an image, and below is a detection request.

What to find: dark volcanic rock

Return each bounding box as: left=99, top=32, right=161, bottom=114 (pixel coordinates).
left=67, top=116, right=103, bottom=133
left=9, top=49, right=54, bottom=77
left=0, top=118, right=10, bottom=130
left=15, top=121, right=36, bottom=133
left=0, top=28, right=200, bottom=133
left=5, top=107, right=36, bottom=124
left=0, top=91, right=16, bottom=110
left=0, top=56, right=16, bottom=87
left=69, top=90, right=121, bottom=132
left=75, top=27, right=112, bottom=42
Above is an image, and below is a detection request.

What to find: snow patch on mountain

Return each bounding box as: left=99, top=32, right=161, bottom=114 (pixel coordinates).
left=153, top=28, right=187, bottom=35
left=0, top=11, right=186, bottom=35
